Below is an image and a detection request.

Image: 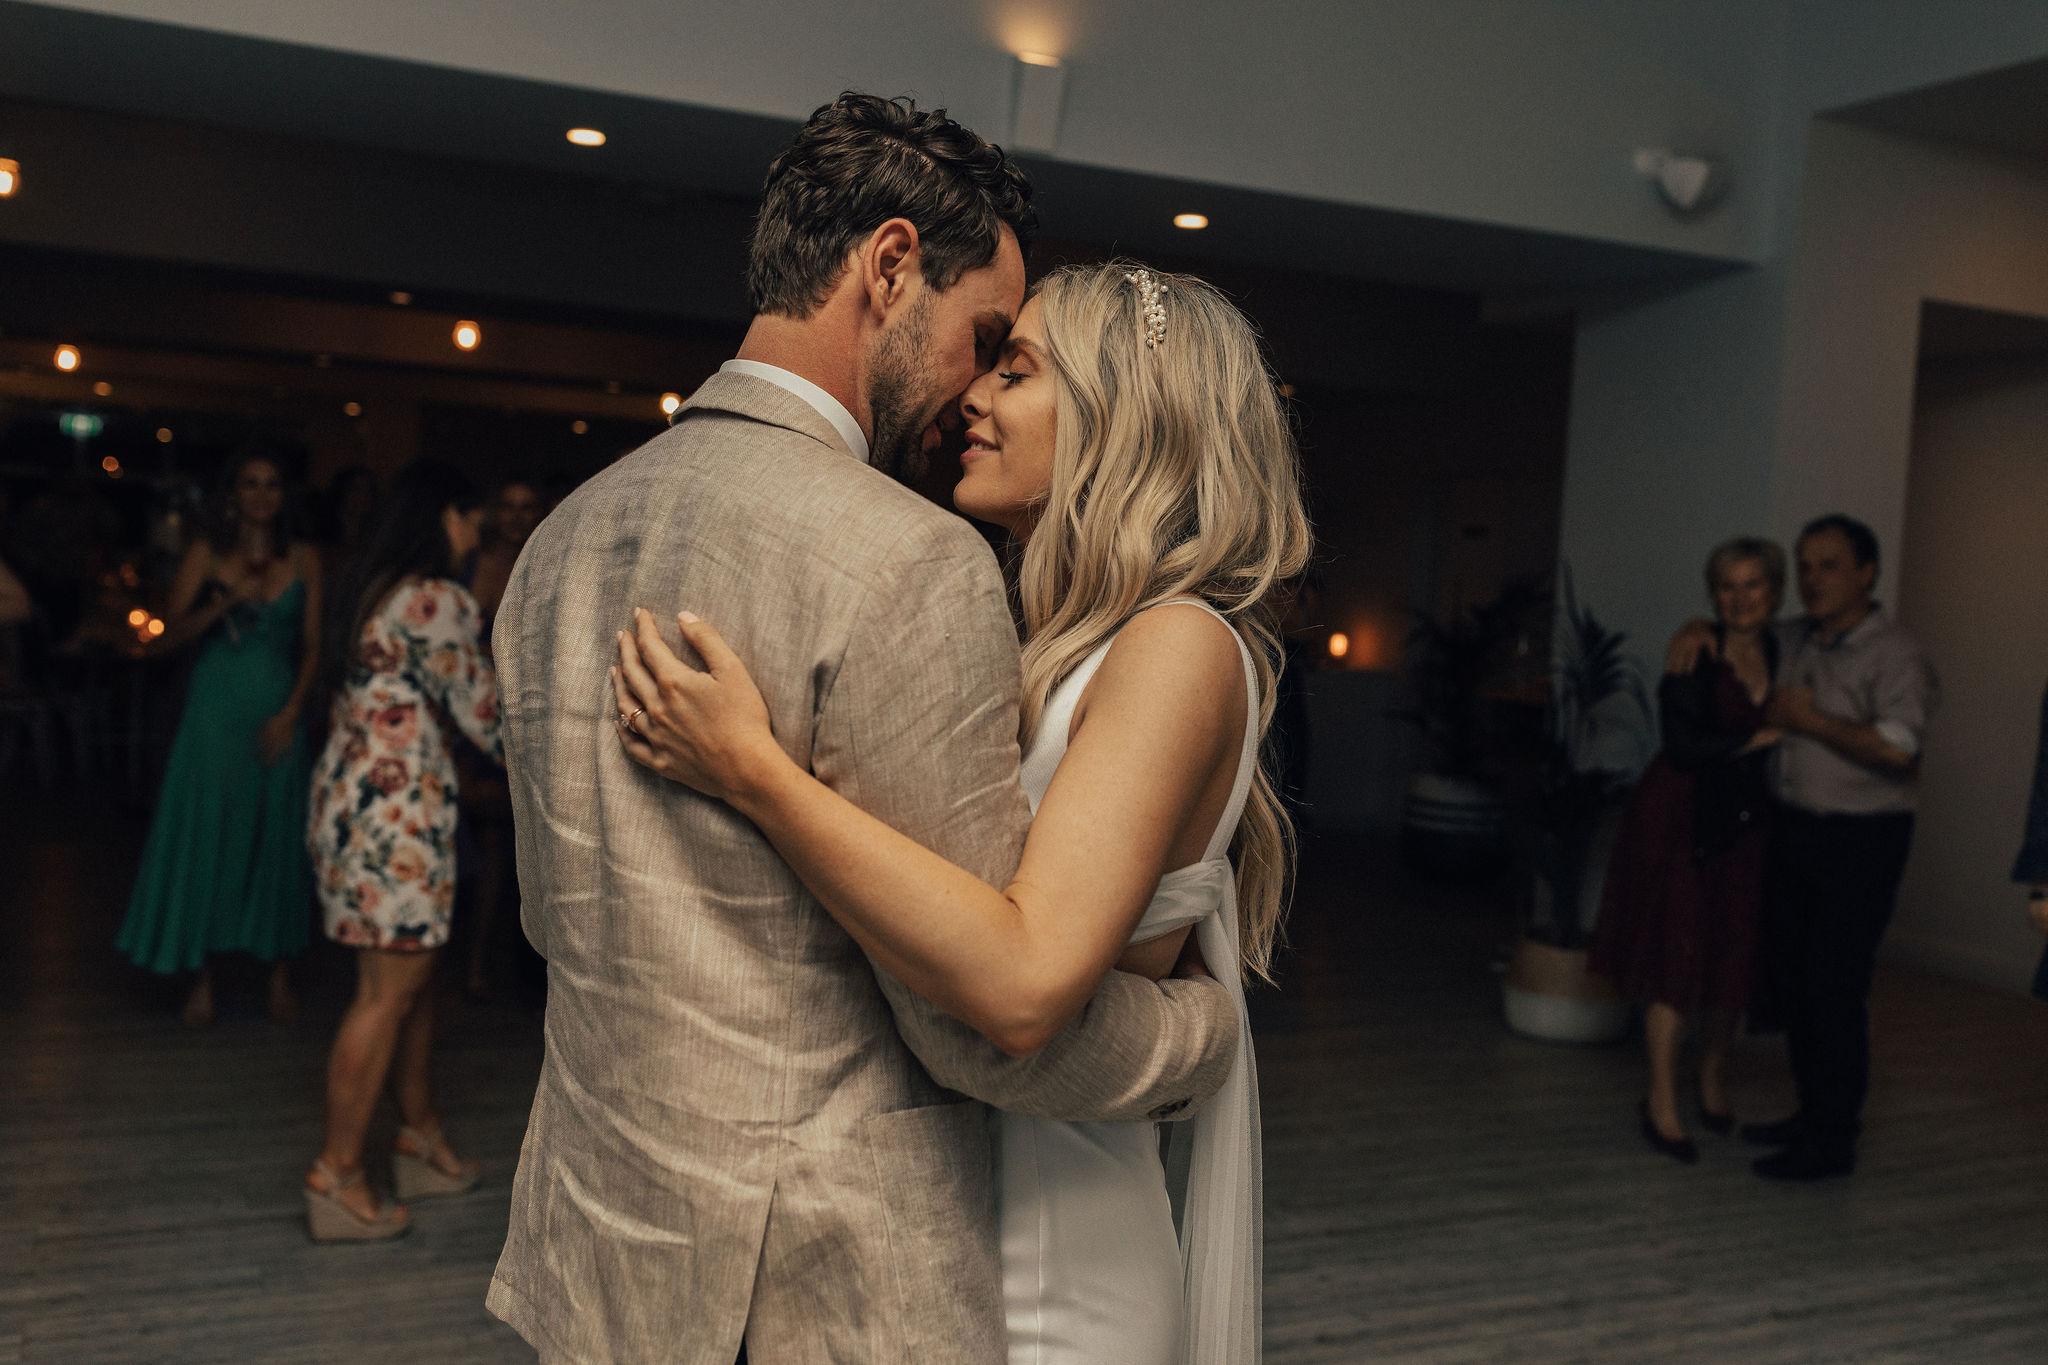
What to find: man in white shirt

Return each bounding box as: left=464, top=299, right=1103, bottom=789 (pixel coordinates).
left=1745, top=514, right=1938, bottom=1180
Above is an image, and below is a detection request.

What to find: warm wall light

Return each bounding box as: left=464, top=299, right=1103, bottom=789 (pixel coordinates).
left=343, top=401, right=363, bottom=417
left=566, top=128, right=606, bottom=147
left=1010, top=53, right=1067, bottom=153
left=1328, top=632, right=1350, bottom=660
left=156, top=427, right=173, bottom=443
left=1173, top=213, right=1209, bottom=230
left=0, top=159, right=17, bottom=197
left=92, top=380, right=112, bottom=396
left=390, top=290, right=413, bottom=306
left=1632, top=147, right=1729, bottom=216
left=571, top=419, right=589, bottom=435
left=453, top=320, right=481, bottom=351
left=659, top=391, right=682, bottom=417
left=54, top=344, right=80, bottom=371
left=146, top=617, right=165, bottom=638
left=127, top=608, right=148, bottom=627
left=101, top=455, right=121, bottom=476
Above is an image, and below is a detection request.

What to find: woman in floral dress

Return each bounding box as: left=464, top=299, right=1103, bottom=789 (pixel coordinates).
left=302, top=460, right=502, bottom=1241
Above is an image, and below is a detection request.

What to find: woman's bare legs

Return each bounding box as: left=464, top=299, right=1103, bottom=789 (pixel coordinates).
left=1698, top=1010, right=1738, bottom=1117
left=267, top=959, right=299, bottom=1023
left=309, top=947, right=437, bottom=1219
left=387, top=981, right=471, bottom=1177
left=180, top=966, right=215, bottom=1027
left=1644, top=1000, right=1689, bottom=1141
left=181, top=961, right=298, bottom=1025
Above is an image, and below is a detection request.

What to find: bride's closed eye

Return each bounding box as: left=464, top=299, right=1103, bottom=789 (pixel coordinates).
left=996, top=371, right=1027, bottom=386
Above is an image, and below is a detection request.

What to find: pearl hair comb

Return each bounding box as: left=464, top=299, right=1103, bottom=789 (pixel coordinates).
left=1125, top=269, right=1167, bottom=349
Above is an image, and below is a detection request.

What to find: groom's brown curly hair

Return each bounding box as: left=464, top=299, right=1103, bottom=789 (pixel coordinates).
left=746, top=92, right=1037, bottom=318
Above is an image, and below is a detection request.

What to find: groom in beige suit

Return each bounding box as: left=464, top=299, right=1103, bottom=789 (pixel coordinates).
left=486, top=95, right=1240, bottom=1363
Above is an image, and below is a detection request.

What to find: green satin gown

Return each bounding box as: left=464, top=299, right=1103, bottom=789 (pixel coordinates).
left=117, top=580, right=313, bottom=973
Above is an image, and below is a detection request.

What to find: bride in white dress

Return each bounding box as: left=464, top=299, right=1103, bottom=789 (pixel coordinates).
left=612, top=262, right=1310, bottom=1364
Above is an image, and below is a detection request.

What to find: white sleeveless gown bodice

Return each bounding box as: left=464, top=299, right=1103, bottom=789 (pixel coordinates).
left=999, top=599, right=1263, bottom=1365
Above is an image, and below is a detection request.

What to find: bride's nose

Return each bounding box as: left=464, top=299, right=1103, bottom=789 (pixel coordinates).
left=959, top=374, right=994, bottom=422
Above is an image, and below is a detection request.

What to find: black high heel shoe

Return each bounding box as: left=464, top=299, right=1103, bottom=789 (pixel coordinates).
left=1639, top=1099, right=1699, bottom=1165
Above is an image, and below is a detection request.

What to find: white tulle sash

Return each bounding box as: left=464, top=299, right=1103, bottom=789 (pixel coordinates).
left=1160, top=860, right=1261, bottom=1365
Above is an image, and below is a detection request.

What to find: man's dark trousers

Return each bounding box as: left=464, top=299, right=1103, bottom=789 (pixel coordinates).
left=1761, top=805, right=1915, bottom=1153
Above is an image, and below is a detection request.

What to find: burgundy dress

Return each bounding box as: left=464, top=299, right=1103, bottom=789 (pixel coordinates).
left=1591, top=654, right=1772, bottom=1013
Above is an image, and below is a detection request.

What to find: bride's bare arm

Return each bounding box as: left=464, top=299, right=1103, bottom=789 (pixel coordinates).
left=615, top=604, right=1244, bottom=1058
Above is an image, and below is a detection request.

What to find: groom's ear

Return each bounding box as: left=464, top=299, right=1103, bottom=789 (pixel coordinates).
left=862, top=217, right=923, bottom=320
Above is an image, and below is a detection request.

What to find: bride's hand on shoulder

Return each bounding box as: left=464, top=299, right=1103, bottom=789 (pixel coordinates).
left=612, top=608, right=785, bottom=804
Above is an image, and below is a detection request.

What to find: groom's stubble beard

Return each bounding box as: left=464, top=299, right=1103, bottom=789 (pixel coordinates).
left=865, top=288, right=941, bottom=483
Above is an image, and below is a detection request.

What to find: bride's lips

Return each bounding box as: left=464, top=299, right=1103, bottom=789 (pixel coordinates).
left=962, top=430, right=999, bottom=464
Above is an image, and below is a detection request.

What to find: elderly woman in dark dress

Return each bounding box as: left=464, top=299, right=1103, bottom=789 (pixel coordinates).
left=1592, top=537, right=1786, bottom=1162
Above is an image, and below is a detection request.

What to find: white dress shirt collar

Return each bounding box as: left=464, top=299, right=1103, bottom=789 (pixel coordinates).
left=718, top=359, right=869, bottom=464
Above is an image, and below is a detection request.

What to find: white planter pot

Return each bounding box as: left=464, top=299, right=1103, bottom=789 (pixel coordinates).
left=1502, top=939, right=1630, bottom=1045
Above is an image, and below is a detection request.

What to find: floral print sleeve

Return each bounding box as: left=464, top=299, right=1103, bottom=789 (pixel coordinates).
left=396, top=578, right=503, bottom=763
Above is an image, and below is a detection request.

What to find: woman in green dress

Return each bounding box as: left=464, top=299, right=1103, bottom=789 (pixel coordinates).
left=116, top=450, right=323, bottom=1026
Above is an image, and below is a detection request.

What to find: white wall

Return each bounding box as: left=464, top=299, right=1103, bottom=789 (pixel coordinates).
left=1556, top=263, right=1790, bottom=681
left=1793, top=0, right=2048, bottom=111
left=1892, top=359, right=2048, bottom=994
left=1769, top=121, right=2048, bottom=585
left=28, top=0, right=1781, bottom=261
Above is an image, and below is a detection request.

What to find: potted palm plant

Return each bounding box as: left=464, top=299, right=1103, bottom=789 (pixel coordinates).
left=1502, top=568, right=1651, bottom=1044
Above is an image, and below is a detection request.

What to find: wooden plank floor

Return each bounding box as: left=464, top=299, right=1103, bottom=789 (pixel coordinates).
left=4, top=791, right=2045, bottom=1363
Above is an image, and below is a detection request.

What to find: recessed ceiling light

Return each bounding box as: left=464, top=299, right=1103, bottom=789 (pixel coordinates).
left=1173, top=213, right=1209, bottom=230
left=54, top=344, right=79, bottom=371
left=156, top=427, right=173, bottom=444
left=566, top=128, right=606, bottom=147
left=571, top=419, right=589, bottom=435
left=343, top=401, right=363, bottom=418
left=0, top=158, right=18, bottom=197
left=659, top=392, right=682, bottom=417
left=453, top=320, right=481, bottom=351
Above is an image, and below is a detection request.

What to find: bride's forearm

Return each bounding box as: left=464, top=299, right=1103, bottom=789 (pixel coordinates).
left=728, top=756, right=1088, bottom=1055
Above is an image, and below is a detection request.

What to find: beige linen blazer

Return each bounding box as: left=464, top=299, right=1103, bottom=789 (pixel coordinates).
left=486, top=371, right=1240, bottom=1365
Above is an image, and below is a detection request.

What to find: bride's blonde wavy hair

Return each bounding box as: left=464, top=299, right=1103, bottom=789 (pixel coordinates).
left=1015, top=261, right=1312, bottom=985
